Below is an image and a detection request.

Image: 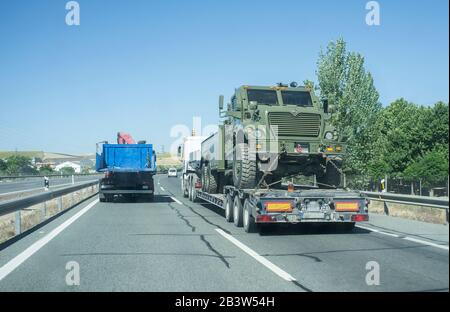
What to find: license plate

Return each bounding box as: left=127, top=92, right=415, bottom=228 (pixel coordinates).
left=335, top=202, right=359, bottom=212
left=304, top=212, right=325, bottom=219
left=294, top=143, right=309, bottom=154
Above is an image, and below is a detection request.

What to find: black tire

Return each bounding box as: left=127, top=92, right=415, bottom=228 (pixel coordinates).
left=99, top=195, right=107, bottom=203
left=243, top=199, right=258, bottom=233
left=206, top=163, right=218, bottom=193
left=182, top=179, right=189, bottom=198
left=190, top=179, right=198, bottom=203
left=224, top=193, right=234, bottom=222
left=317, top=160, right=342, bottom=188
left=233, top=143, right=257, bottom=189
left=188, top=179, right=193, bottom=201
left=233, top=195, right=243, bottom=227
left=201, top=165, right=208, bottom=192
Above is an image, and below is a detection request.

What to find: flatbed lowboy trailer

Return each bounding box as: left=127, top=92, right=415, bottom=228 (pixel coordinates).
left=192, top=184, right=369, bottom=233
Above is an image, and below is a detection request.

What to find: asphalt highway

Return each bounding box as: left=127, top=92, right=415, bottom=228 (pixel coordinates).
left=0, top=175, right=448, bottom=291
left=0, top=175, right=101, bottom=195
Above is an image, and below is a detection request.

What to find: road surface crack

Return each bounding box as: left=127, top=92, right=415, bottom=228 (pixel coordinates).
left=168, top=203, right=196, bottom=232
left=166, top=190, right=231, bottom=234
left=200, top=234, right=230, bottom=268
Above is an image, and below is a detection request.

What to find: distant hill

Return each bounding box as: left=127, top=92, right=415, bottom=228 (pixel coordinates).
left=0, top=151, right=45, bottom=159
left=0, top=151, right=95, bottom=161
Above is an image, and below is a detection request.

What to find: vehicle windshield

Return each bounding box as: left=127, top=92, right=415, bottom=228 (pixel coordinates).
left=281, top=91, right=313, bottom=107
left=247, top=89, right=278, bottom=106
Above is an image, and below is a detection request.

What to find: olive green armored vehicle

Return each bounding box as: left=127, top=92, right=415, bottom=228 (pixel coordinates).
left=201, top=83, right=345, bottom=193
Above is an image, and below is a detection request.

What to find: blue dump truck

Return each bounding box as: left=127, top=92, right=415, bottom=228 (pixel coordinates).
left=96, top=138, right=157, bottom=202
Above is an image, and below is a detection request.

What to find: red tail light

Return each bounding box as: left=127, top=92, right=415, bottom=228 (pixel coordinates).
left=105, top=171, right=112, bottom=178
left=351, top=214, right=369, bottom=222
left=195, top=181, right=202, bottom=188
left=256, top=215, right=275, bottom=223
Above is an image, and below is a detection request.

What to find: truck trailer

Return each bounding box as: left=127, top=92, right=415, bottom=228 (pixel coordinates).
left=96, top=134, right=157, bottom=202
left=179, top=83, right=369, bottom=233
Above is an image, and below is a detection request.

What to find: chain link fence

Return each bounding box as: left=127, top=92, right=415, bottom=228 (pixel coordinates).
left=344, top=174, right=449, bottom=197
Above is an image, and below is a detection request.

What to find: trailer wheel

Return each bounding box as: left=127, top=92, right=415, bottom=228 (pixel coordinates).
left=243, top=199, right=258, bottom=233
left=233, top=143, right=257, bottom=189
left=233, top=196, right=243, bottom=227
left=188, top=179, right=193, bottom=201
left=182, top=179, right=189, bottom=198
left=189, top=179, right=198, bottom=202
left=99, top=195, right=107, bottom=203
left=224, top=193, right=234, bottom=222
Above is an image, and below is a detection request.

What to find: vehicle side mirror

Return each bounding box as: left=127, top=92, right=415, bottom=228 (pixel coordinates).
left=219, top=95, right=224, bottom=110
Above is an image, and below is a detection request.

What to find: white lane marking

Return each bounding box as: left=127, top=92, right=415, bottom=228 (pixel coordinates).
left=403, top=236, right=449, bottom=251
left=0, top=199, right=99, bottom=281
left=356, top=225, right=449, bottom=251
left=215, top=229, right=296, bottom=282
left=171, top=196, right=182, bottom=205
left=160, top=186, right=165, bottom=191
left=356, top=225, right=399, bottom=238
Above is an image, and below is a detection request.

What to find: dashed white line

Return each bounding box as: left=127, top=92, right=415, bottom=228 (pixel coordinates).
left=160, top=186, right=165, bottom=191
left=356, top=225, right=449, bottom=251
left=0, top=199, right=99, bottom=281
left=171, top=196, right=182, bottom=205
left=215, top=228, right=297, bottom=282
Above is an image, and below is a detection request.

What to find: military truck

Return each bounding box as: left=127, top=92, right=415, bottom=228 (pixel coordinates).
left=201, top=83, right=344, bottom=193
left=183, top=83, right=368, bottom=233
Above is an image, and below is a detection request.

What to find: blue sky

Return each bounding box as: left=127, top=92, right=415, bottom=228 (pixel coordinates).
left=0, top=0, right=448, bottom=154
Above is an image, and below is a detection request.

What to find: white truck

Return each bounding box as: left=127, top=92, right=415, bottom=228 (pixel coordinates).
left=180, top=135, right=207, bottom=200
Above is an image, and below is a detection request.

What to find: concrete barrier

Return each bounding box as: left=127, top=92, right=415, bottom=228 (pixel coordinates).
left=369, top=200, right=447, bottom=224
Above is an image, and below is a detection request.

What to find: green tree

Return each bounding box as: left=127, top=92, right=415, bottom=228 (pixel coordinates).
left=0, top=158, right=6, bottom=173
left=4, top=155, right=38, bottom=176
left=59, top=166, right=75, bottom=175
left=39, top=164, right=54, bottom=175
left=422, top=101, right=449, bottom=151
left=372, top=100, right=449, bottom=178
left=404, top=147, right=449, bottom=187
left=316, top=38, right=381, bottom=174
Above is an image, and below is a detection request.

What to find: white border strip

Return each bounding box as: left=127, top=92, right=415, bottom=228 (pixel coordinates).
left=356, top=225, right=449, bottom=251
left=215, top=228, right=297, bottom=282
left=171, top=196, right=182, bottom=205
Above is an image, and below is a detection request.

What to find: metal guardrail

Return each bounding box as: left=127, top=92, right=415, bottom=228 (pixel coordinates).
left=0, top=180, right=99, bottom=217
left=0, top=173, right=102, bottom=180
left=361, top=191, right=449, bottom=210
